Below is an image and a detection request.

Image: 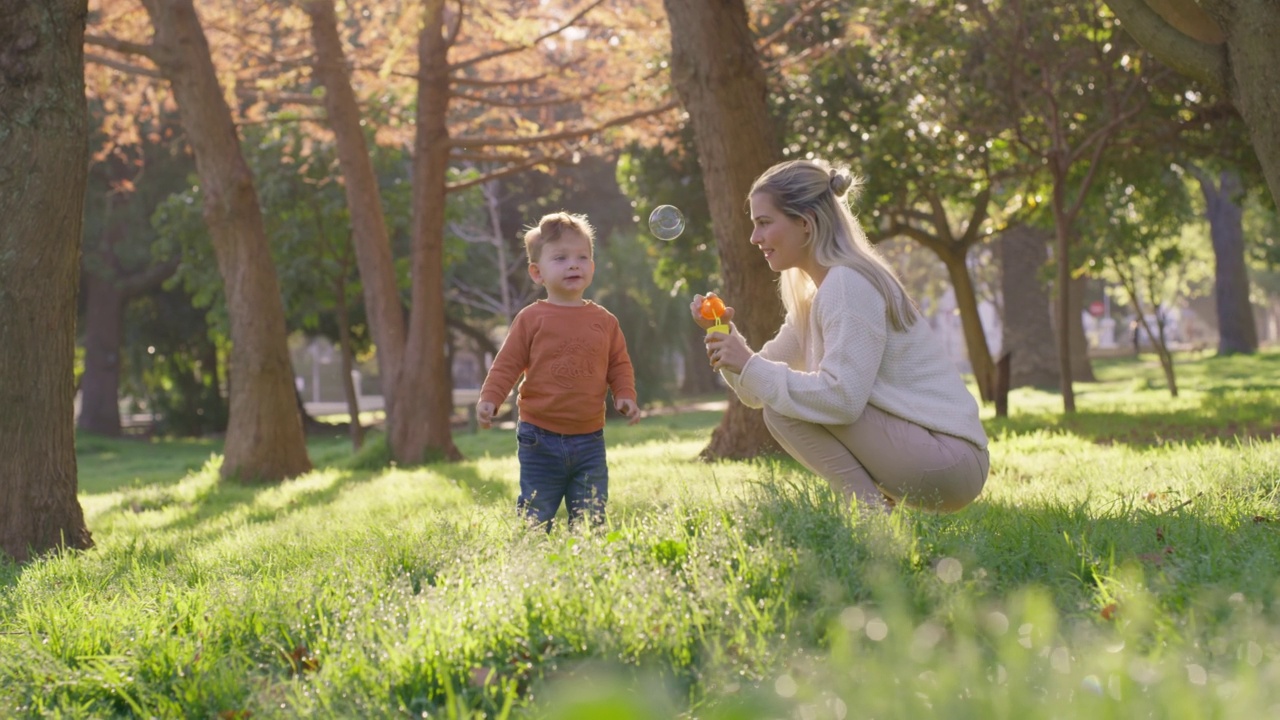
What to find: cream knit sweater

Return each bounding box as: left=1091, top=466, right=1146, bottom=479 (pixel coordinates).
left=722, top=265, right=988, bottom=449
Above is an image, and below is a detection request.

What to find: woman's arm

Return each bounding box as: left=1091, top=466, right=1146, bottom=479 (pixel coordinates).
left=718, top=316, right=803, bottom=406
left=737, top=276, right=887, bottom=425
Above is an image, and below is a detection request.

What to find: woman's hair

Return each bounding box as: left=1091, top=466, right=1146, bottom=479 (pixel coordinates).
left=748, top=158, right=918, bottom=332
left=523, top=211, right=596, bottom=262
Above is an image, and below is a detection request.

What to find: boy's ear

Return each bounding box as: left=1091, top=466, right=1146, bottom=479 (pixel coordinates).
left=527, top=262, right=543, bottom=285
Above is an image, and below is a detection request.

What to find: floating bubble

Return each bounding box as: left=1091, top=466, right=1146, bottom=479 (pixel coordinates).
left=648, top=204, right=685, bottom=241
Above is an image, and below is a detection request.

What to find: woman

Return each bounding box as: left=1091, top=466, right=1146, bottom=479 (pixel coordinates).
left=692, top=158, right=988, bottom=512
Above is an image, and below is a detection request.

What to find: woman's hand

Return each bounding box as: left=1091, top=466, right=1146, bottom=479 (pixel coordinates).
left=705, top=324, right=753, bottom=374
left=688, top=292, right=735, bottom=330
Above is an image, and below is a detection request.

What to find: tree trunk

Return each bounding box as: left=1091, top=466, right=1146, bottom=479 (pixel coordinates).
left=941, top=253, right=996, bottom=403
left=306, top=0, right=407, bottom=431
left=0, top=0, right=94, bottom=562
left=1193, top=167, right=1257, bottom=355
left=79, top=214, right=177, bottom=436
left=141, top=0, right=310, bottom=481
left=393, top=0, right=461, bottom=463
left=78, top=264, right=126, bottom=437
left=335, top=279, right=365, bottom=451
left=1225, top=5, right=1280, bottom=214
left=998, top=225, right=1060, bottom=389
left=1068, top=276, right=1096, bottom=382
left=663, top=0, right=784, bottom=459
left=1051, top=191, right=1077, bottom=412
left=1104, top=1, right=1280, bottom=211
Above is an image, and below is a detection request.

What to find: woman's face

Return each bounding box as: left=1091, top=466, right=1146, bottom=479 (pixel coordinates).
left=749, top=192, right=811, bottom=274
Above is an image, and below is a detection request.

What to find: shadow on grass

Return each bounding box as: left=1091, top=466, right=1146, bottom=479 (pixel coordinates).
left=740, top=476, right=1280, bottom=638
left=988, top=391, right=1280, bottom=449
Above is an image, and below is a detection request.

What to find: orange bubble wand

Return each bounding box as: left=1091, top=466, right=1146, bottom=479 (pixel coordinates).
left=700, top=295, right=729, bottom=336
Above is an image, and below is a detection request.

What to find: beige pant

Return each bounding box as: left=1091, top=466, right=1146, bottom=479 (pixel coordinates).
left=763, top=404, right=988, bottom=513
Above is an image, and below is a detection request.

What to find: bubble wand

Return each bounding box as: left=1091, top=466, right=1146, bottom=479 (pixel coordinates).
left=700, top=295, right=729, bottom=336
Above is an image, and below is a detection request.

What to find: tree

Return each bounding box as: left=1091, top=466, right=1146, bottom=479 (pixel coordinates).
left=969, top=0, right=1164, bottom=412
left=1188, top=166, right=1258, bottom=354
left=303, top=0, right=407, bottom=452
left=77, top=132, right=183, bottom=436
left=661, top=0, right=786, bottom=459
left=1103, top=0, right=1280, bottom=211
left=1, top=0, right=94, bottom=562
left=784, top=4, right=1004, bottom=403
left=1088, top=165, right=1202, bottom=396
left=998, top=225, right=1061, bottom=389
left=89, top=0, right=312, bottom=481
left=298, top=0, right=676, bottom=464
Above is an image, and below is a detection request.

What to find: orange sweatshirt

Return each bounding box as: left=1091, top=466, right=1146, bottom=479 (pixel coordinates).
left=479, top=300, right=636, bottom=435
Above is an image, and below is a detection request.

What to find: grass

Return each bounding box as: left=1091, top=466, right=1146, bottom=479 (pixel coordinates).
left=3, top=350, right=1280, bottom=718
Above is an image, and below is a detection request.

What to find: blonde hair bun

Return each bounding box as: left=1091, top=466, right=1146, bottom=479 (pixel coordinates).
left=829, top=171, right=853, bottom=198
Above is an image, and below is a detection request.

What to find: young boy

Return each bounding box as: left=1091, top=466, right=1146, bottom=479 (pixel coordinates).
left=476, top=212, right=640, bottom=530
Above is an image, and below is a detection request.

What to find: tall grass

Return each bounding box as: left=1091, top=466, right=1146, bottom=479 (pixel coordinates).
left=2, top=350, right=1279, bottom=718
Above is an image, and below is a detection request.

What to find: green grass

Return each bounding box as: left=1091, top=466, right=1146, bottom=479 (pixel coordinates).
left=3, top=350, right=1280, bottom=718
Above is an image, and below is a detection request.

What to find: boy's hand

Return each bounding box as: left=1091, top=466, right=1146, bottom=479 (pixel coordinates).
left=476, top=400, right=496, bottom=429
left=615, top=398, right=641, bottom=425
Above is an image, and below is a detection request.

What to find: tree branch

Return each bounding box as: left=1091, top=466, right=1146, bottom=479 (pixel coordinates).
left=1103, top=0, right=1229, bottom=95
left=85, top=52, right=163, bottom=79
left=447, top=154, right=569, bottom=192
left=235, top=88, right=325, bottom=107
left=449, top=72, right=549, bottom=88
left=452, top=87, right=604, bottom=109
left=85, top=33, right=155, bottom=60
left=882, top=217, right=949, bottom=257
left=450, top=100, right=679, bottom=149
left=450, top=0, right=608, bottom=72
left=756, top=0, right=839, bottom=50
left=959, top=188, right=992, bottom=248
left=119, top=258, right=180, bottom=300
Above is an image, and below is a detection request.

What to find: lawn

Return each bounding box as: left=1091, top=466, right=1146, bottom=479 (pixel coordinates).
left=3, top=350, right=1280, bottom=718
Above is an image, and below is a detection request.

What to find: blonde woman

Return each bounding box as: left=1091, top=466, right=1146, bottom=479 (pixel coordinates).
left=692, top=159, right=988, bottom=513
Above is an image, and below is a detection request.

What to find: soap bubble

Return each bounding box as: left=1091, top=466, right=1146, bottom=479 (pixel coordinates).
left=648, top=205, right=685, bottom=241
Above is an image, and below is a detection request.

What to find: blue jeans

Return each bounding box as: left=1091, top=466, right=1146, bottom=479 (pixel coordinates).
left=516, top=421, right=609, bottom=530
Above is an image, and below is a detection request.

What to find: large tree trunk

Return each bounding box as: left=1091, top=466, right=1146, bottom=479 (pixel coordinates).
left=998, top=225, right=1060, bottom=389
left=393, top=0, right=460, bottom=463
left=306, top=0, right=407, bottom=432
left=1104, top=0, right=1280, bottom=211
left=1192, top=167, right=1257, bottom=355
left=0, top=0, right=94, bottom=562
left=1222, top=5, right=1280, bottom=213
left=663, top=0, right=784, bottom=459
left=141, top=0, right=310, bottom=481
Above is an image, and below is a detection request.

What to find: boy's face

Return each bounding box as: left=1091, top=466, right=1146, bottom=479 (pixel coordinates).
left=529, top=230, right=594, bottom=304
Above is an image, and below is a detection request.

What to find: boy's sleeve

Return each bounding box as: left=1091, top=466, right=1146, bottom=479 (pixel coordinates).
left=605, top=318, right=637, bottom=402
left=479, top=313, right=531, bottom=406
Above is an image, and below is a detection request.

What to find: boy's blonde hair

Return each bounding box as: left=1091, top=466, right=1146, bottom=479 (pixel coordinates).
left=523, top=212, right=596, bottom=263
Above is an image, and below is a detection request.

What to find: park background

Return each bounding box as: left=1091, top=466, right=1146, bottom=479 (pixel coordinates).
left=5, top=0, right=1280, bottom=717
